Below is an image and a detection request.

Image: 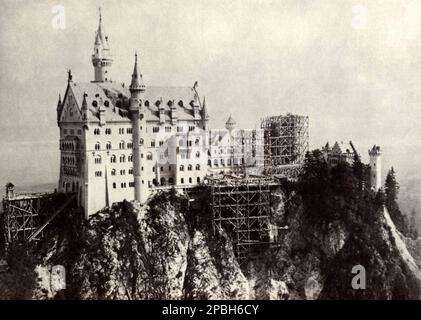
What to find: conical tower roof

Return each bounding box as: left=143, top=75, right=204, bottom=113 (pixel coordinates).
left=129, top=51, right=145, bottom=92
left=225, top=114, right=236, bottom=130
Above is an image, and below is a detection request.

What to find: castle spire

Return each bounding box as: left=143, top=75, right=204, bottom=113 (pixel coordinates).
left=202, top=96, right=209, bottom=120
left=57, top=94, right=62, bottom=107
left=92, top=8, right=112, bottom=82
left=129, top=51, right=145, bottom=93
left=225, top=114, right=236, bottom=131
left=56, top=93, right=63, bottom=124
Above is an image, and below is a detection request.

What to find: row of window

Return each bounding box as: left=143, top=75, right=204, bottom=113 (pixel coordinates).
left=91, top=125, right=200, bottom=137
left=109, top=176, right=202, bottom=189
left=95, top=141, right=133, bottom=150
left=112, top=182, right=134, bottom=189
left=180, top=150, right=201, bottom=159
left=94, top=163, right=202, bottom=178
left=94, top=128, right=133, bottom=135
left=61, top=141, right=77, bottom=151
left=110, top=168, right=134, bottom=176
left=63, top=129, right=82, bottom=136
left=92, top=137, right=203, bottom=151
left=118, top=128, right=132, bottom=134
left=179, top=164, right=201, bottom=171
left=61, top=156, right=77, bottom=166
left=62, top=180, right=79, bottom=192
left=110, top=155, right=133, bottom=163
left=180, top=177, right=201, bottom=184
left=209, top=158, right=245, bottom=166
left=63, top=167, right=79, bottom=176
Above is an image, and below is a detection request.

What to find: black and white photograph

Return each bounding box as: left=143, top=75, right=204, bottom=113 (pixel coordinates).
left=0, top=0, right=420, bottom=306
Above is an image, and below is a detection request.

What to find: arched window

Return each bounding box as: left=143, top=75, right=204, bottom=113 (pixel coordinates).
left=195, top=138, right=200, bottom=146
left=221, top=159, right=225, bottom=166
left=189, top=177, right=192, bottom=183
left=160, top=177, right=166, bottom=186
left=94, top=155, right=102, bottom=164
left=214, top=159, right=218, bottom=166
left=120, top=155, right=125, bottom=163
left=129, top=168, right=133, bottom=174
left=196, top=151, right=200, bottom=158
left=169, top=177, right=174, bottom=184
left=128, top=155, right=133, bottom=162
left=111, top=169, right=116, bottom=176
left=112, top=182, right=116, bottom=189
left=146, top=152, right=153, bottom=160
left=197, top=177, right=200, bottom=183
left=140, top=138, right=144, bottom=146
left=188, top=164, right=192, bottom=171
left=95, top=142, right=101, bottom=150
left=208, top=159, right=211, bottom=166
left=127, top=142, right=133, bottom=149
left=106, top=142, right=112, bottom=150
left=180, top=165, right=184, bottom=171
left=119, top=141, right=125, bottom=149
left=196, top=164, right=200, bottom=171
left=110, top=155, right=116, bottom=163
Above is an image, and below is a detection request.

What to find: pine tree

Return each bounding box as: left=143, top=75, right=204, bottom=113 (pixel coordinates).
left=385, top=167, right=399, bottom=207
left=384, top=167, right=409, bottom=235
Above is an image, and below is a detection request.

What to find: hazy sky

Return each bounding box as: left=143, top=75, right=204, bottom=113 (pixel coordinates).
left=1, top=0, right=421, bottom=185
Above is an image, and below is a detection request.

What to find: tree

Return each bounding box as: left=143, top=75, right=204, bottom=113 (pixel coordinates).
left=385, top=167, right=399, bottom=208
left=352, top=154, right=365, bottom=190
left=384, top=167, right=409, bottom=236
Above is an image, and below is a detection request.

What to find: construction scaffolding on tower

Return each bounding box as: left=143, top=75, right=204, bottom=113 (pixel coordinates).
left=261, top=114, right=309, bottom=179
left=207, top=175, right=279, bottom=267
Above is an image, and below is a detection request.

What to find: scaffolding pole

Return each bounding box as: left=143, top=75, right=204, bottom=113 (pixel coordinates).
left=261, top=114, right=309, bottom=168
left=210, top=178, right=272, bottom=267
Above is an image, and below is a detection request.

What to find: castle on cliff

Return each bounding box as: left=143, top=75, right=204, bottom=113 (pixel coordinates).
left=56, top=11, right=380, bottom=219
left=56, top=12, right=266, bottom=217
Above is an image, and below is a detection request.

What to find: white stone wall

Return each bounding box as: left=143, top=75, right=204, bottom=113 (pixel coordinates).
left=369, top=152, right=382, bottom=191
left=85, top=122, right=135, bottom=216
left=208, top=128, right=264, bottom=174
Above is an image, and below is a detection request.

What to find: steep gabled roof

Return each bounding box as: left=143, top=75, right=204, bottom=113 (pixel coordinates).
left=62, top=81, right=203, bottom=123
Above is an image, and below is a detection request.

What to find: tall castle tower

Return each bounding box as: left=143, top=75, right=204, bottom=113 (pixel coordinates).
left=129, top=52, right=146, bottom=202
left=369, top=145, right=382, bottom=190
left=91, top=9, right=113, bottom=82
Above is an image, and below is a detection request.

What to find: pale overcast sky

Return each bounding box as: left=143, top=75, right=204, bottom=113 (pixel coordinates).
left=0, top=0, right=421, bottom=185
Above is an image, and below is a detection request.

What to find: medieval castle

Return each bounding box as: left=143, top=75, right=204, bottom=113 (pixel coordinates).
left=56, top=12, right=381, bottom=218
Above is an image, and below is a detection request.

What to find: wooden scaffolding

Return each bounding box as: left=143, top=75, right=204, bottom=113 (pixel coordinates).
left=261, top=114, right=309, bottom=167
left=209, top=176, right=275, bottom=266
left=2, top=190, right=77, bottom=245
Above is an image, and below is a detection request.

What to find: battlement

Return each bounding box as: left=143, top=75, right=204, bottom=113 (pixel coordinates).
left=369, top=145, right=382, bottom=156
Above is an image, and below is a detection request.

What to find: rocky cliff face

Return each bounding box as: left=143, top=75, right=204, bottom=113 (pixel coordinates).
left=32, top=191, right=252, bottom=299
left=26, top=184, right=421, bottom=300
